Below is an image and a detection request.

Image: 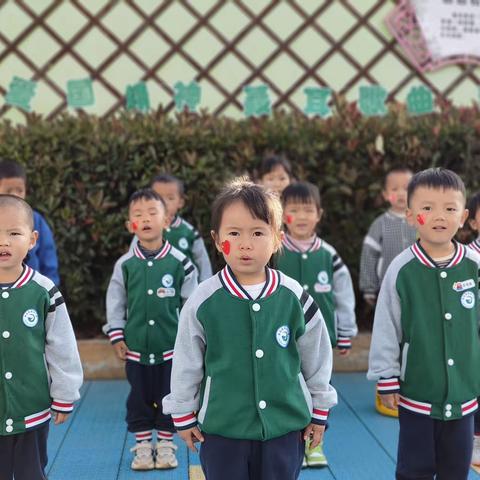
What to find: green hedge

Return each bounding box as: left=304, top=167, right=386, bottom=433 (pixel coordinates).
left=1, top=100, right=479, bottom=334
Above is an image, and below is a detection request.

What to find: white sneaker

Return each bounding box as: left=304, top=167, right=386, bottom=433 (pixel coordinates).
left=130, top=441, right=154, bottom=470
left=302, top=456, right=307, bottom=468
left=472, top=435, right=480, bottom=465
left=155, top=440, right=178, bottom=469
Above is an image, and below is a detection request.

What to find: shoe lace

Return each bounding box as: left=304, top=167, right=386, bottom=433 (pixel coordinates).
left=156, top=440, right=178, bottom=461
left=130, top=441, right=153, bottom=459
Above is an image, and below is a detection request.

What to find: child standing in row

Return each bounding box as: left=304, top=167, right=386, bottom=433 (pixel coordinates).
left=368, top=168, right=480, bottom=479
left=105, top=188, right=197, bottom=471
left=0, top=160, right=60, bottom=285
left=276, top=182, right=357, bottom=467
left=360, top=166, right=416, bottom=417
left=258, top=154, right=293, bottom=196
left=0, top=195, right=83, bottom=480
left=163, top=178, right=337, bottom=480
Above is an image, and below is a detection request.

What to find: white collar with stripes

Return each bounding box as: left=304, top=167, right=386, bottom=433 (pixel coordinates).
left=169, top=216, right=182, bottom=229
left=282, top=233, right=322, bottom=253
left=411, top=241, right=465, bottom=269
left=1, top=265, right=34, bottom=289
left=469, top=239, right=480, bottom=254
left=219, top=265, right=280, bottom=300
left=133, top=241, right=171, bottom=260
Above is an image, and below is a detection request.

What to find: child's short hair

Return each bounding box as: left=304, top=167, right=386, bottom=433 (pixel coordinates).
left=281, top=182, right=321, bottom=211
left=211, top=177, right=283, bottom=242
left=0, top=194, right=34, bottom=229
left=383, top=166, right=412, bottom=188
left=407, top=168, right=466, bottom=206
left=151, top=173, right=184, bottom=196
left=0, top=160, right=26, bottom=181
left=258, top=154, right=292, bottom=179
left=128, top=188, right=167, bottom=211
left=468, top=192, right=480, bottom=221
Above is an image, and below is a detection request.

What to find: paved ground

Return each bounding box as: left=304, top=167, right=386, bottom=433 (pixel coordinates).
left=46, top=373, right=480, bottom=479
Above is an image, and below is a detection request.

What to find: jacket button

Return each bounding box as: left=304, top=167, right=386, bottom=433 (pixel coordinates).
left=5, top=372, right=12, bottom=379
left=5, top=426, right=13, bottom=433
left=147, top=261, right=153, bottom=267
left=259, top=400, right=267, bottom=409
left=147, top=289, right=153, bottom=295
left=149, top=354, right=155, bottom=359
left=302, top=254, right=308, bottom=260
left=444, top=313, right=452, bottom=320
left=1, top=292, right=9, bottom=299
left=2, top=331, right=10, bottom=338
left=6, top=419, right=12, bottom=425
left=447, top=359, right=454, bottom=366
left=149, top=359, right=155, bottom=364
left=252, top=303, right=260, bottom=312
left=445, top=404, right=452, bottom=411
left=255, top=349, right=264, bottom=358
left=303, top=285, right=309, bottom=290
left=440, top=271, right=447, bottom=278
left=445, top=411, right=452, bottom=418
left=148, top=320, right=154, bottom=326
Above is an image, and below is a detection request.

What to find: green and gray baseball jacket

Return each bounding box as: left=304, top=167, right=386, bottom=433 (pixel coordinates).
left=163, top=266, right=337, bottom=441
left=104, top=241, right=198, bottom=365
left=276, top=234, right=357, bottom=349
left=0, top=266, right=83, bottom=436
left=368, top=241, right=480, bottom=420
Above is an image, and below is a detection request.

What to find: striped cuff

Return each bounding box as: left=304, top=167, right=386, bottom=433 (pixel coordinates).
left=172, top=412, right=198, bottom=431
left=51, top=400, right=74, bottom=413
left=377, top=377, right=400, bottom=394
left=337, top=337, right=352, bottom=350
left=107, top=328, right=124, bottom=345
left=311, top=408, right=329, bottom=425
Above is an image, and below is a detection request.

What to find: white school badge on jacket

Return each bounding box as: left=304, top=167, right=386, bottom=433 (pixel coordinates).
left=23, top=309, right=38, bottom=327
left=276, top=326, right=290, bottom=348
left=314, top=271, right=332, bottom=293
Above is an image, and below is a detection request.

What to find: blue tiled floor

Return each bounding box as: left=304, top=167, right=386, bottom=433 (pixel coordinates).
left=46, top=373, right=480, bottom=479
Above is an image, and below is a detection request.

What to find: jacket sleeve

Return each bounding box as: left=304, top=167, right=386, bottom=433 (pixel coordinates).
left=297, top=292, right=338, bottom=425
left=191, top=233, right=213, bottom=282
left=162, top=294, right=206, bottom=430
left=36, top=214, right=60, bottom=286
left=331, top=253, right=357, bottom=349
left=103, top=258, right=127, bottom=344
left=180, top=257, right=199, bottom=301
left=367, top=260, right=402, bottom=394
left=359, top=216, right=383, bottom=296
left=45, top=287, right=83, bottom=412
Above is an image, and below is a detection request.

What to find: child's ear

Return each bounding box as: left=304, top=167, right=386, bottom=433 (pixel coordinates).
left=469, top=217, right=478, bottom=231
left=318, top=207, right=324, bottom=222
left=381, top=189, right=390, bottom=203
left=405, top=208, right=415, bottom=227
left=125, top=220, right=134, bottom=234
left=29, top=230, right=39, bottom=250
left=164, top=213, right=173, bottom=228
left=460, top=209, right=469, bottom=229
left=211, top=230, right=222, bottom=252
left=179, top=196, right=185, bottom=209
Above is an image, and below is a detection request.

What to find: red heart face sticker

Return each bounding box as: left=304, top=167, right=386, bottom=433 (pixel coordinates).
left=416, top=214, right=425, bottom=225
left=286, top=215, right=293, bottom=224
left=389, top=194, right=397, bottom=203
left=132, top=222, right=138, bottom=231
left=221, top=240, right=230, bottom=255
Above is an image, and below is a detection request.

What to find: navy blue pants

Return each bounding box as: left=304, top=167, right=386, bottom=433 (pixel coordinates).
left=125, top=360, right=174, bottom=433
left=396, top=407, right=474, bottom=480
left=474, top=405, right=480, bottom=434
left=0, top=422, right=49, bottom=480
left=199, top=431, right=305, bottom=480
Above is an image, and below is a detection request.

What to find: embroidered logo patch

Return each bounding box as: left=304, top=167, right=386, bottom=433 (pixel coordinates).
left=314, top=284, right=332, bottom=293
left=276, top=326, right=290, bottom=348
left=453, top=279, right=475, bottom=292
left=317, top=271, right=329, bottom=284
left=157, top=287, right=176, bottom=298
left=461, top=291, right=475, bottom=309
left=22, top=309, right=38, bottom=328
left=178, top=238, right=188, bottom=250
left=162, top=274, right=174, bottom=288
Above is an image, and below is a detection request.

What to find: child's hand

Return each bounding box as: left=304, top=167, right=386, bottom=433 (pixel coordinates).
left=178, top=426, right=204, bottom=453
left=113, top=341, right=128, bottom=360
left=364, top=294, right=377, bottom=306
left=380, top=393, right=399, bottom=410
left=53, top=412, right=70, bottom=425
left=338, top=348, right=350, bottom=356
left=303, top=423, right=325, bottom=449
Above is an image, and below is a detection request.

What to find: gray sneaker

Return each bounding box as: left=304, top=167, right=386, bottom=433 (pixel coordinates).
left=155, top=440, right=178, bottom=469
left=130, top=441, right=154, bottom=470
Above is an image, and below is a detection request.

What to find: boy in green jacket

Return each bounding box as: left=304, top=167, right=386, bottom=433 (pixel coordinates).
left=368, top=168, right=480, bottom=479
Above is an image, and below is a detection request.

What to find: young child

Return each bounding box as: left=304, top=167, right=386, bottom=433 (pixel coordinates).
left=163, top=178, right=337, bottom=480
left=0, top=194, right=83, bottom=480
left=151, top=174, right=212, bottom=282
left=0, top=160, right=60, bottom=285
left=257, top=154, right=293, bottom=196
left=276, top=182, right=357, bottom=467
left=368, top=168, right=480, bottom=480
left=466, top=191, right=480, bottom=466
left=104, top=188, right=198, bottom=471
left=359, top=166, right=416, bottom=417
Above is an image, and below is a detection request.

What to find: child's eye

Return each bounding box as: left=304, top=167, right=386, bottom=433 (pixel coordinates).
left=253, top=231, right=264, bottom=237
left=228, top=231, right=239, bottom=236
left=10, top=232, right=21, bottom=236
left=447, top=208, right=457, bottom=212
left=422, top=206, right=431, bottom=211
